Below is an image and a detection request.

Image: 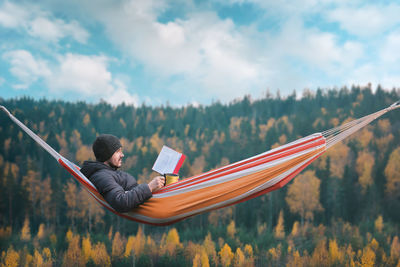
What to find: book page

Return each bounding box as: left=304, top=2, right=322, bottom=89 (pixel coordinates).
left=152, top=146, right=184, bottom=175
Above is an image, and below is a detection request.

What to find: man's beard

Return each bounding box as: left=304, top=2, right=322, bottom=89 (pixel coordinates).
left=108, top=160, right=120, bottom=169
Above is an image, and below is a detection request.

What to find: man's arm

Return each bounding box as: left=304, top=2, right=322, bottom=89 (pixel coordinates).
left=91, top=171, right=153, bottom=213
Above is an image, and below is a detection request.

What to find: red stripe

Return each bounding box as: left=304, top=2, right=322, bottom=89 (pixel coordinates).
left=173, top=154, right=186, bottom=174
left=157, top=137, right=325, bottom=194
left=155, top=135, right=324, bottom=193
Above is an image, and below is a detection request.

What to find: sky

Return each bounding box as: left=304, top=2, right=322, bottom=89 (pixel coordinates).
left=0, top=0, right=400, bottom=106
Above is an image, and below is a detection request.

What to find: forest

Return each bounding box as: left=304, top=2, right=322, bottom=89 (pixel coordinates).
left=0, top=85, right=400, bottom=266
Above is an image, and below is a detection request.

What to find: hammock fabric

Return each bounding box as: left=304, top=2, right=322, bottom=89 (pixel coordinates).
left=1, top=102, right=399, bottom=226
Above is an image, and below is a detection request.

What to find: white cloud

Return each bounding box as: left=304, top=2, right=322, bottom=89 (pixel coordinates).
left=82, top=1, right=268, bottom=101
left=3, top=50, right=51, bottom=89
left=380, top=31, right=400, bottom=63
left=47, top=53, right=138, bottom=105
left=28, top=17, right=89, bottom=43
left=0, top=76, right=5, bottom=86
left=48, top=54, right=114, bottom=95
left=327, top=4, right=400, bottom=37
left=0, top=1, right=29, bottom=28
left=0, top=1, right=89, bottom=43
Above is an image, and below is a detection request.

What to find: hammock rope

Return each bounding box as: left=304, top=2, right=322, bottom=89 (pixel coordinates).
left=1, top=101, right=399, bottom=226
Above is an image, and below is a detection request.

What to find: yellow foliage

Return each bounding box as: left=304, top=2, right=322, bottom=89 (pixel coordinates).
left=279, top=134, right=287, bottom=145
left=2, top=246, right=20, bottom=267
left=378, top=119, right=391, bottom=134
left=310, top=239, right=329, bottom=267
left=374, top=215, right=384, bottom=233
left=219, top=243, right=234, bottom=267
left=201, top=250, right=210, bottom=267
left=20, top=217, right=31, bottom=241
left=208, top=208, right=233, bottom=227
left=369, top=238, right=379, bottom=252
left=257, top=223, right=267, bottom=235
left=268, top=244, right=282, bottom=263
left=330, top=117, right=340, bottom=127
left=133, top=226, right=145, bottom=257
left=229, top=117, right=243, bottom=140
left=111, top=232, right=125, bottom=259
left=64, top=181, right=79, bottom=226
left=190, top=155, right=206, bottom=176
left=160, top=228, right=182, bottom=256
left=63, top=233, right=84, bottom=267
left=319, top=142, right=349, bottom=178
left=33, top=250, right=43, bottom=266
left=91, top=242, right=111, bottom=267
left=390, top=236, right=400, bottom=261
left=83, top=113, right=90, bottom=126
left=244, top=244, right=253, bottom=258
left=233, top=247, right=245, bottom=267
left=385, top=147, right=400, bottom=198
left=42, top=247, right=52, bottom=265
left=329, top=239, right=344, bottom=265
left=75, top=145, right=94, bottom=164
left=286, top=250, right=307, bottom=267
left=192, top=250, right=210, bottom=267
left=193, top=253, right=201, bottom=267
left=356, top=150, right=374, bottom=193
left=203, top=233, right=217, bottom=265
left=37, top=224, right=45, bottom=240
left=124, top=236, right=135, bottom=258
left=120, top=137, right=134, bottom=153
left=274, top=210, right=285, bottom=239
left=82, top=236, right=92, bottom=263
left=291, top=221, right=300, bottom=237
left=360, top=246, right=376, bottom=267
left=149, top=133, right=163, bottom=151
left=285, top=170, right=323, bottom=223
left=355, top=128, right=373, bottom=148
left=227, top=220, right=236, bottom=239
left=375, top=134, right=394, bottom=159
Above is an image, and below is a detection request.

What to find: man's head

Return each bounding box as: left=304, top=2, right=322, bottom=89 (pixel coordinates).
left=93, top=134, right=124, bottom=168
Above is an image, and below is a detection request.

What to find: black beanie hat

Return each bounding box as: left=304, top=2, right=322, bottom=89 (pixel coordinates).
left=92, top=134, right=122, bottom=162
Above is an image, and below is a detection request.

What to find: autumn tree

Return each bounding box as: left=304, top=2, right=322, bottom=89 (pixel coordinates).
left=111, top=232, right=125, bottom=259
left=1, top=246, right=20, bottom=267
left=64, top=181, right=79, bottom=228
left=385, top=147, right=400, bottom=199
left=274, top=210, right=285, bottom=239
left=20, top=216, right=31, bottom=241
left=227, top=220, right=236, bottom=239
left=356, top=150, right=375, bottom=193
left=285, top=170, right=323, bottom=225
left=219, top=243, right=234, bottom=267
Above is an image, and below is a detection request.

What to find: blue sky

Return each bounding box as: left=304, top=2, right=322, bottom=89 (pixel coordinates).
left=1, top=0, right=400, bottom=106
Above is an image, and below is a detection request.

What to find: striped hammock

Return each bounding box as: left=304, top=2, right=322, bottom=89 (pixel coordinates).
left=1, top=102, right=399, bottom=226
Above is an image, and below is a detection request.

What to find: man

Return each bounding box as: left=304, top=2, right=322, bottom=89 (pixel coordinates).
left=81, top=134, right=165, bottom=212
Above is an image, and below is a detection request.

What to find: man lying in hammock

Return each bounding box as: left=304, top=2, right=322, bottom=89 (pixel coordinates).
left=80, top=134, right=165, bottom=212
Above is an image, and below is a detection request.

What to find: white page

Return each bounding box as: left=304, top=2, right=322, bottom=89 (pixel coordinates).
left=152, top=145, right=182, bottom=175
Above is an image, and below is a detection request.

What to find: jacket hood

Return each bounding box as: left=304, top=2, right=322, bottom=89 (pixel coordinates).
left=80, top=161, right=115, bottom=178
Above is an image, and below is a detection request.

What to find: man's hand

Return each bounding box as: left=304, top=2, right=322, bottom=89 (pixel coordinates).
left=148, top=176, right=165, bottom=192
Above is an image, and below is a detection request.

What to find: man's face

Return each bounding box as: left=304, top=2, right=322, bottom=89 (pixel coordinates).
left=107, top=147, right=124, bottom=168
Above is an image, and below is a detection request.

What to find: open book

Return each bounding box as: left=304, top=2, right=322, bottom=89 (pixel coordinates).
left=152, top=145, right=186, bottom=175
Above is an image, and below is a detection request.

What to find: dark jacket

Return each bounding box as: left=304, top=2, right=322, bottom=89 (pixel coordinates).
left=80, top=161, right=152, bottom=212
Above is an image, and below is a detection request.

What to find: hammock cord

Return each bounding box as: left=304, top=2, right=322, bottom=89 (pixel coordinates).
left=0, top=106, right=61, bottom=160
left=322, top=101, right=400, bottom=148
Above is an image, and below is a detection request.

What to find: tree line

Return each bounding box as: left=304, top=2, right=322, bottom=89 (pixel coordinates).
left=0, top=85, right=399, bottom=266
